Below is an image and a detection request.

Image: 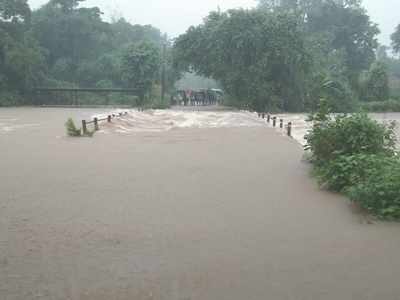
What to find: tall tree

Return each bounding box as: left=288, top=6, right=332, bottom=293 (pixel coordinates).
left=121, top=42, right=161, bottom=104
left=0, top=0, right=46, bottom=103
left=174, top=9, right=311, bottom=111
left=360, top=61, right=389, bottom=102
left=392, top=24, right=400, bottom=54
left=0, top=0, right=30, bottom=22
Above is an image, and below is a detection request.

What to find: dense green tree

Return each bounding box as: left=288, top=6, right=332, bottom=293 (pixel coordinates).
left=0, top=0, right=46, bottom=104
left=0, top=0, right=30, bottom=21
left=360, top=61, right=389, bottom=102
left=306, top=0, right=379, bottom=90
left=392, top=24, right=400, bottom=54
left=31, top=1, right=110, bottom=82
left=0, top=0, right=171, bottom=106
left=50, top=0, right=84, bottom=13
left=110, top=18, right=164, bottom=48
left=174, top=9, right=311, bottom=111
left=121, top=42, right=161, bottom=104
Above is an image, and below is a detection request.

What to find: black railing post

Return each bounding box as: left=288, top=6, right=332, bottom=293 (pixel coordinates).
left=94, top=118, right=99, bottom=131
left=82, top=120, right=87, bottom=135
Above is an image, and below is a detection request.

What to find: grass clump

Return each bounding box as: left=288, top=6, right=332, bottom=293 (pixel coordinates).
left=65, top=118, right=95, bottom=137
left=65, top=118, right=82, bottom=137
left=305, top=100, right=399, bottom=220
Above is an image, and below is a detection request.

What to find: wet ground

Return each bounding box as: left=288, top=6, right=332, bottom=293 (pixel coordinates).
left=1, top=107, right=400, bottom=300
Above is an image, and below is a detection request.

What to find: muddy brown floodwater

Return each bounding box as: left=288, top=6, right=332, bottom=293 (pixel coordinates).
left=1, top=107, right=400, bottom=300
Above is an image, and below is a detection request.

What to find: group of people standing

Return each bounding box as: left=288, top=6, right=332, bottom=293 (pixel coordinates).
left=173, top=89, right=223, bottom=106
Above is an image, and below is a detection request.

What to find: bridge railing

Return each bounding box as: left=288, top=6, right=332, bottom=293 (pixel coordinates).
left=257, top=112, right=293, bottom=137
left=82, top=111, right=129, bottom=134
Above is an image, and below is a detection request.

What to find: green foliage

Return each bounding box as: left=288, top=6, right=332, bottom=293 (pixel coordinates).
left=305, top=112, right=396, bottom=164
left=307, top=72, right=357, bottom=113
left=359, top=61, right=390, bottom=102
left=347, top=158, right=400, bottom=219
left=65, top=118, right=81, bottom=136
left=305, top=0, right=378, bottom=90
left=173, top=9, right=311, bottom=112
left=0, top=0, right=31, bottom=21
left=306, top=100, right=400, bottom=220
left=121, top=42, right=161, bottom=104
left=0, top=91, right=24, bottom=106
left=1, top=0, right=172, bottom=106
left=392, top=24, right=400, bottom=54
left=174, top=0, right=379, bottom=112
left=314, top=154, right=396, bottom=192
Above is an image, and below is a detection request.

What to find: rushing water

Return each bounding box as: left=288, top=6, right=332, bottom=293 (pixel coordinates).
left=1, top=108, right=399, bottom=148
left=271, top=113, right=400, bottom=147
left=94, top=109, right=267, bottom=134
left=91, top=109, right=400, bottom=148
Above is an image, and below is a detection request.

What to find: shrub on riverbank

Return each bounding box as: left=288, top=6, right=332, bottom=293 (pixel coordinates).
left=305, top=102, right=399, bottom=219
left=305, top=112, right=396, bottom=164
left=347, top=157, right=400, bottom=219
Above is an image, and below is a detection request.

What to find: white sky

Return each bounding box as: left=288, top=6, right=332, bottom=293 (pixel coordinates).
left=28, top=0, right=400, bottom=46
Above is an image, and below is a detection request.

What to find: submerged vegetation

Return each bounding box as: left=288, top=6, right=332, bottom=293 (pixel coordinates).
left=65, top=118, right=94, bottom=137
left=306, top=100, right=400, bottom=219
left=65, top=118, right=82, bottom=137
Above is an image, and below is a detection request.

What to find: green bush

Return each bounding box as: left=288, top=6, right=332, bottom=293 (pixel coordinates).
left=0, top=91, right=24, bottom=106
left=65, top=118, right=82, bottom=137
left=347, top=157, right=400, bottom=219
left=315, top=154, right=397, bottom=192
left=305, top=112, right=397, bottom=165
left=306, top=101, right=400, bottom=220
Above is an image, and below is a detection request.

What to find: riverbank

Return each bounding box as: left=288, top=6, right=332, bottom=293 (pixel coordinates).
left=1, top=108, right=400, bottom=300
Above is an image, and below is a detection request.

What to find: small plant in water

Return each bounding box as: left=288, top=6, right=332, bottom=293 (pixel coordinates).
left=65, top=118, right=82, bottom=137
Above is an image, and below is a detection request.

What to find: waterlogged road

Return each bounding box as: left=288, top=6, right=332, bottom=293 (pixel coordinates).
left=1, top=107, right=400, bottom=300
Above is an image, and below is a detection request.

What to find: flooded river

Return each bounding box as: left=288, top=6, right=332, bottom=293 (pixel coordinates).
left=1, top=108, right=399, bottom=147
left=1, top=107, right=400, bottom=300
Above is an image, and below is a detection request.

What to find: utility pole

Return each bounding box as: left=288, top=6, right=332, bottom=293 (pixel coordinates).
left=161, top=43, right=167, bottom=103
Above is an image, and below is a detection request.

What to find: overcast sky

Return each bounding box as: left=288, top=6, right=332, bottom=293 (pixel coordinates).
left=28, top=0, right=400, bottom=46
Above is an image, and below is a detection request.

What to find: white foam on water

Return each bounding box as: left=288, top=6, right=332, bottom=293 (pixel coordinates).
left=0, top=123, right=40, bottom=133
left=95, top=109, right=266, bottom=134
left=91, top=109, right=400, bottom=148
left=0, top=118, right=18, bottom=122
left=268, top=113, right=400, bottom=147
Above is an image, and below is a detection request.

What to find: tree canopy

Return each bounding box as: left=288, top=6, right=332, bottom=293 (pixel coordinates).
left=0, top=0, right=172, bottom=106
left=173, top=0, right=380, bottom=111
left=392, top=24, right=400, bottom=54
left=0, top=0, right=395, bottom=109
